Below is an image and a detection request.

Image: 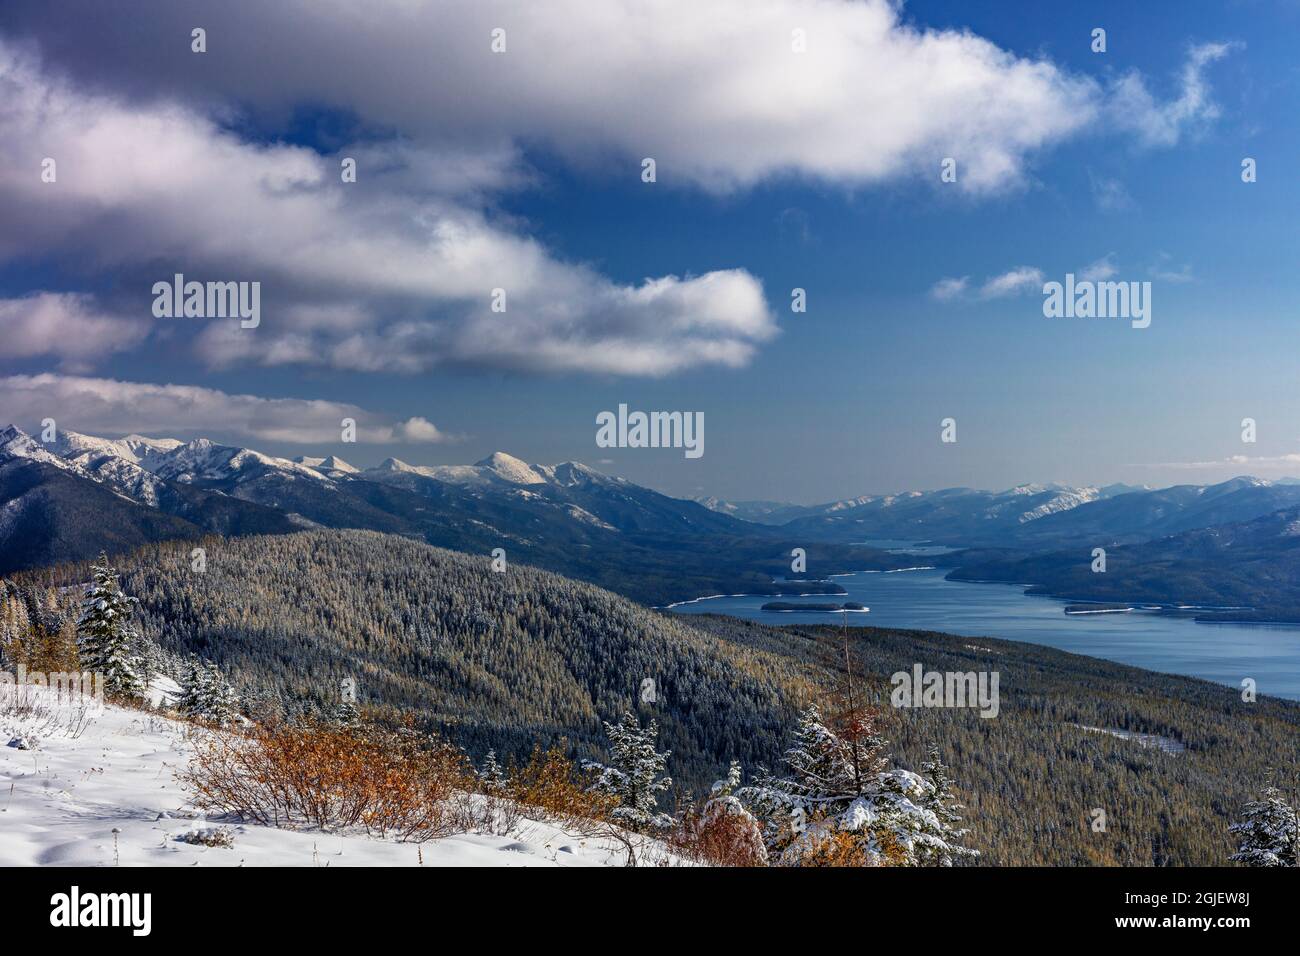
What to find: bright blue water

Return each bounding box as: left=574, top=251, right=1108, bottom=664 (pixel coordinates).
left=670, top=567, right=1300, bottom=700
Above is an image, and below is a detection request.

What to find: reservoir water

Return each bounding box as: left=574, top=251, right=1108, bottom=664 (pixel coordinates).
left=669, top=566, right=1300, bottom=701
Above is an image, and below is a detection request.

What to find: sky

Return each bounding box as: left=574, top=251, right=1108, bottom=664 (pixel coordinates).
left=1, top=0, right=1298, bottom=504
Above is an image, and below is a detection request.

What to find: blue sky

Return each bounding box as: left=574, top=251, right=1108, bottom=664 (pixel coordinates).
left=1, top=0, right=1297, bottom=502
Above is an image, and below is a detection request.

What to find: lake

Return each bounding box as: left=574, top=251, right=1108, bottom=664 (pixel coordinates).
left=669, top=566, right=1300, bottom=701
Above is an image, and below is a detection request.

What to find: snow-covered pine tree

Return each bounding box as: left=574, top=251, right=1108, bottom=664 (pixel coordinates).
left=916, top=743, right=979, bottom=866
left=201, top=662, right=240, bottom=727
left=583, top=711, right=673, bottom=831
left=75, top=556, right=142, bottom=699
left=740, top=703, right=966, bottom=867
left=175, top=658, right=239, bottom=727
left=334, top=696, right=361, bottom=727
left=175, top=659, right=207, bottom=719
left=1230, top=783, right=1298, bottom=867
left=479, top=749, right=509, bottom=794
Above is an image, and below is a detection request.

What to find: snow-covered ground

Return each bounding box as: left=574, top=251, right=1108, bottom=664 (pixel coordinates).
left=0, top=689, right=657, bottom=867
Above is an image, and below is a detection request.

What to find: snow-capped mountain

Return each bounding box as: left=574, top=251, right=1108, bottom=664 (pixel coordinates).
left=707, top=482, right=1141, bottom=543
left=0, top=426, right=303, bottom=574
left=10, top=422, right=1300, bottom=605
left=0, top=425, right=755, bottom=597
left=697, top=476, right=1300, bottom=550
left=0, top=423, right=73, bottom=471
left=293, top=455, right=359, bottom=475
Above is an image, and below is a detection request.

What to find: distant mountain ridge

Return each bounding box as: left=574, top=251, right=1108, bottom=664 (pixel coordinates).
left=11, top=422, right=1300, bottom=610
left=698, top=477, right=1300, bottom=550
left=948, top=502, right=1300, bottom=620
left=0, top=424, right=904, bottom=603
left=698, top=482, right=1149, bottom=533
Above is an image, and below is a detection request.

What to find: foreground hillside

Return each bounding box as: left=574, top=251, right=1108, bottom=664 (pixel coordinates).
left=0, top=692, right=656, bottom=867
left=14, top=528, right=1298, bottom=864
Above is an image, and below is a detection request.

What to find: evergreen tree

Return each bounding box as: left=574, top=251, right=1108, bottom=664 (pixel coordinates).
left=75, top=556, right=142, bottom=699
left=479, top=749, right=509, bottom=794
left=175, top=660, right=207, bottom=720
left=334, top=693, right=361, bottom=727
left=201, top=661, right=240, bottom=727
left=917, top=743, right=979, bottom=866
left=1230, top=783, right=1298, bottom=867
left=176, top=658, right=239, bottom=727
left=696, top=760, right=768, bottom=866
left=741, top=703, right=967, bottom=866
left=583, top=711, right=673, bottom=830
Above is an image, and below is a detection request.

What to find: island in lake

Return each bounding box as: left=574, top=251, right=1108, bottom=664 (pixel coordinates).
left=761, top=601, right=869, bottom=612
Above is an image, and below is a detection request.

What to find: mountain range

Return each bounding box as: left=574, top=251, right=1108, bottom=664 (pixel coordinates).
left=698, top=477, right=1300, bottom=550
left=0, top=424, right=902, bottom=603
left=8, top=422, right=1300, bottom=616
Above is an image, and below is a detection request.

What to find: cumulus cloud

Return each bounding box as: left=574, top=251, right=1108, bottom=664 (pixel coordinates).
left=0, top=0, right=1103, bottom=194
left=0, top=37, right=775, bottom=376
left=0, top=3, right=1238, bottom=374
left=0, top=293, right=148, bottom=366
left=0, top=374, right=452, bottom=444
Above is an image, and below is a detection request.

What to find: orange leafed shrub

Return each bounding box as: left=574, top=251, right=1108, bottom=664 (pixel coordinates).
left=178, top=719, right=470, bottom=841
left=507, top=742, right=617, bottom=832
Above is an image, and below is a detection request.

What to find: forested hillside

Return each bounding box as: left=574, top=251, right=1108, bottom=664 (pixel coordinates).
left=12, top=528, right=1299, bottom=865
left=16, top=530, right=828, bottom=789
left=697, top=615, right=1300, bottom=865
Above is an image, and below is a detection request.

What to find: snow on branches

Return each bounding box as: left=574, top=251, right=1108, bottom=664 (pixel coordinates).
left=740, top=703, right=977, bottom=867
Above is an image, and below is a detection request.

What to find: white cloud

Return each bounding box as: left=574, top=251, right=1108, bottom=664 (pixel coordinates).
left=0, top=5, right=1238, bottom=374
left=0, top=293, right=148, bottom=367
left=1109, top=43, right=1239, bottom=148
left=0, top=374, right=452, bottom=444
left=1133, top=454, right=1300, bottom=472
left=1148, top=253, right=1195, bottom=284
left=978, top=267, right=1045, bottom=299
left=930, top=267, right=1045, bottom=302
left=0, top=0, right=1104, bottom=195
left=1079, top=254, right=1118, bottom=282
left=394, top=417, right=447, bottom=443
left=929, top=277, right=970, bottom=302
left=1088, top=173, right=1133, bottom=212
left=0, top=37, right=776, bottom=376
